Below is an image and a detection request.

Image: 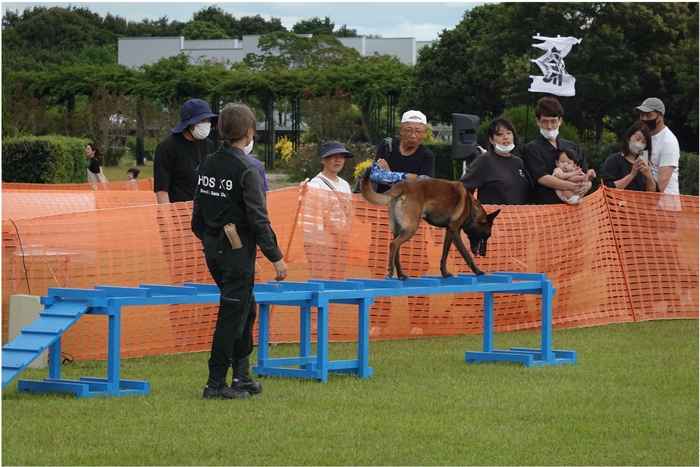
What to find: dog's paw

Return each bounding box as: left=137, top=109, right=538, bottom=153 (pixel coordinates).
left=441, top=271, right=454, bottom=278
left=398, top=274, right=408, bottom=280
left=473, top=268, right=486, bottom=276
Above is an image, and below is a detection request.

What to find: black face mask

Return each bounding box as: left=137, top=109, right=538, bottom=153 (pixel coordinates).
left=642, top=117, right=658, bottom=132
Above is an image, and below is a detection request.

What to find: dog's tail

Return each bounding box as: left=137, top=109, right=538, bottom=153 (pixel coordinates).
left=359, top=166, right=392, bottom=206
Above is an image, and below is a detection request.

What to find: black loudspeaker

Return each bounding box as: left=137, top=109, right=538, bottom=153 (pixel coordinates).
left=451, top=113, right=480, bottom=161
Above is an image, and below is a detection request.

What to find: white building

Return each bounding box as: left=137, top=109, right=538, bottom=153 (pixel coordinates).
left=118, top=35, right=435, bottom=68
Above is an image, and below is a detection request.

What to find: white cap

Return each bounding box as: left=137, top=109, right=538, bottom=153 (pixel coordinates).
left=401, top=110, right=427, bottom=125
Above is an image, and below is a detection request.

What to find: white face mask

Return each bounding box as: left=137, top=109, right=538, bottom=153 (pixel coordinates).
left=494, top=142, right=515, bottom=154
left=244, top=140, right=254, bottom=155
left=540, top=127, right=559, bottom=140
left=629, top=140, right=646, bottom=155
left=191, top=122, right=211, bottom=140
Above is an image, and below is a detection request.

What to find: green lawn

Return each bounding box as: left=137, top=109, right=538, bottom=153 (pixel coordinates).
left=2, top=320, right=698, bottom=466
left=102, top=159, right=154, bottom=182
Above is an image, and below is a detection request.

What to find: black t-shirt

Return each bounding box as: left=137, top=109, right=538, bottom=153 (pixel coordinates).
left=600, top=152, right=651, bottom=192
left=88, top=157, right=101, bottom=174
left=153, top=132, right=215, bottom=203
left=374, top=138, right=435, bottom=193
left=522, top=136, right=589, bottom=205
left=459, top=150, right=530, bottom=205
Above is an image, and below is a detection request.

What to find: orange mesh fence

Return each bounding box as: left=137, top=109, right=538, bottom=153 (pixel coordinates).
left=2, top=184, right=697, bottom=361
left=2, top=178, right=154, bottom=192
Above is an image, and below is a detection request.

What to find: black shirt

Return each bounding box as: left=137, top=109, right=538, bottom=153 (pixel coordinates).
left=459, top=150, right=530, bottom=205
left=154, top=132, right=215, bottom=203
left=600, top=152, right=652, bottom=192
left=374, top=138, right=435, bottom=193
left=522, top=136, right=589, bottom=205
left=191, top=145, right=283, bottom=263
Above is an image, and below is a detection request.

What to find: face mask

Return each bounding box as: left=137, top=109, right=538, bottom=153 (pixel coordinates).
left=540, top=127, right=559, bottom=140
left=243, top=140, right=254, bottom=155
left=629, top=140, right=646, bottom=155
left=494, top=142, right=515, bottom=154
left=191, top=122, right=211, bottom=140
left=641, top=118, right=657, bottom=132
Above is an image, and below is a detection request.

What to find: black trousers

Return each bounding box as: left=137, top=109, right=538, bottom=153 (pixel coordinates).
left=202, top=230, right=257, bottom=384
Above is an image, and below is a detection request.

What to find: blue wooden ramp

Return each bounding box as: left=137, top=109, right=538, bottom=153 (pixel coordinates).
left=2, top=295, right=91, bottom=389
left=2, top=287, right=150, bottom=398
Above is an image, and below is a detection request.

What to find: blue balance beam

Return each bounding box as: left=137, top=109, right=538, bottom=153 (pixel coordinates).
left=3, top=272, right=576, bottom=396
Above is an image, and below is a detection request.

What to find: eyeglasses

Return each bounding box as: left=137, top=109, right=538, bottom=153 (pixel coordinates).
left=401, top=127, right=425, bottom=136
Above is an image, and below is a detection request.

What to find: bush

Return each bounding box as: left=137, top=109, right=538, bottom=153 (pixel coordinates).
left=423, top=142, right=460, bottom=180
left=679, top=151, right=699, bottom=196
left=2, top=135, right=88, bottom=183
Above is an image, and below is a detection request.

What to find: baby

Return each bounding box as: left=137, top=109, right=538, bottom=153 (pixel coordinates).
left=553, top=149, right=595, bottom=205
left=126, top=167, right=140, bottom=181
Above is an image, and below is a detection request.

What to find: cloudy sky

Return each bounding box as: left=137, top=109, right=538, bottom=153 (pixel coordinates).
left=3, top=1, right=488, bottom=41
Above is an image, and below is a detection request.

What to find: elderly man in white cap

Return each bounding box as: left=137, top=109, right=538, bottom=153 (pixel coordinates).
left=154, top=98, right=218, bottom=203
left=373, top=110, right=435, bottom=194
left=367, top=110, right=435, bottom=337
left=635, top=97, right=680, bottom=195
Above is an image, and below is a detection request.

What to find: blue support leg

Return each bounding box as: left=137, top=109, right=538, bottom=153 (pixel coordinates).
left=316, top=300, right=329, bottom=382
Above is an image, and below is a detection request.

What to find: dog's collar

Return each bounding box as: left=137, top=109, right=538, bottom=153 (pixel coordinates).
left=466, top=199, right=480, bottom=226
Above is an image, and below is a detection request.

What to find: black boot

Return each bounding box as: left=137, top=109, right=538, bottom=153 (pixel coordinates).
left=231, top=356, right=263, bottom=395
left=202, top=378, right=250, bottom=400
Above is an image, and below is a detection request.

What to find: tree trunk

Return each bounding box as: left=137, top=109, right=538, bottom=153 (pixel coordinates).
left=135, top=96, right=145, bottom=166
left=595, top=118, right=604, bottom=146
left=361, top=104, right=373, bottom=144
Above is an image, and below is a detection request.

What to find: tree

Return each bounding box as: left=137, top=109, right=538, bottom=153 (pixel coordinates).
left=405, top=2, right=698, bottom=149
left=334, top=24, right=358, bottom=38
left=182, top=21, right=230, bottom=40
left=244, top=31, right=360, bottom=71
left=292, top=16, right=334, bottom=36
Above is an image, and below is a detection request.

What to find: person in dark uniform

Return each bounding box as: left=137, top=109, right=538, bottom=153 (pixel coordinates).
left=191, top=103, right=288, bottom=400
left=459, top=116, right=531, bottom=205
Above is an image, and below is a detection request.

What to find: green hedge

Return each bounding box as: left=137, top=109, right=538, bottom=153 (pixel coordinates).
left=679, top=151, right=699, bottom=196
left=2, top=135, right=89, bottom=183
left=423, top=142, right=461, bottom=180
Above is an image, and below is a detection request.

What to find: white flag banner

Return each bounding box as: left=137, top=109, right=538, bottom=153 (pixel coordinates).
left=528, top=34, right=582, bottom=97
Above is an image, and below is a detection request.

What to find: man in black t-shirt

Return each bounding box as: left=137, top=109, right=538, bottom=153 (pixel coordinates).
left=154, top=99, right=218, bottom=204
left=522, top=97, right=593, bottom=204
left=374, top=110, right=435, bottom=193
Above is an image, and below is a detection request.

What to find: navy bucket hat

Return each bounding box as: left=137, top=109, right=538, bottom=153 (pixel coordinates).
left=172, top=99, right=218, bottom=133
left=320, top=141, right=354, bottom=159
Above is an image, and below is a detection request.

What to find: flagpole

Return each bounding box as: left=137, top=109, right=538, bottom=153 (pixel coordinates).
left=524, top=30, right=538, bottom=143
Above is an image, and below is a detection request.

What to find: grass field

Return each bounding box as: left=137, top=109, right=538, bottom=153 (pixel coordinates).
left=102, top=159, right=154, bottom=182
left=2, top=319, right=698, bottom=466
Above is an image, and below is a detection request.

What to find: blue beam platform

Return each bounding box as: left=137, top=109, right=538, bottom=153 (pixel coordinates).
left=3, top=271, right=576, bottom=396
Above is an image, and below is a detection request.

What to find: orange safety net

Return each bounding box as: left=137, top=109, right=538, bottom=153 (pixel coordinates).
left=2, top=183, right=697, bottom=361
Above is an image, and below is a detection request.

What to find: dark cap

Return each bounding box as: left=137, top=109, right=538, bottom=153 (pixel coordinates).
left=635, top=97, right=665, bottom=114
left=320, top=141, right=353, bottom=159
left=172, top=99, right=218, bottom=133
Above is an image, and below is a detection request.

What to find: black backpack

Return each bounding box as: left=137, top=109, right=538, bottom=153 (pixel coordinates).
left=352, top=137, right=392, bottom=194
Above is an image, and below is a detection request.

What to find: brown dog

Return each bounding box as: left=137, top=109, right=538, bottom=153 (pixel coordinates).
left=360, top=173, right=500, bottom=279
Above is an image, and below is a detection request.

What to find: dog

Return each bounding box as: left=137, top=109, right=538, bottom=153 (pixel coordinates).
left=360, top=172, right=500, bottom=279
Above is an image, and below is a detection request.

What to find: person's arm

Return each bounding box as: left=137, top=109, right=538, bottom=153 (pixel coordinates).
left=637, top=160, right=657, bottom=192
left=156, top=191, right=170, bottom=204
left=191, top=197, right=205, bottom=241
left=414, top=148, right=436, bottom=178
left=153, top=141, right=173, bottom=204
left=656, top=166, right=675, bottom=193
left=241, top=167, right=283, bottom=263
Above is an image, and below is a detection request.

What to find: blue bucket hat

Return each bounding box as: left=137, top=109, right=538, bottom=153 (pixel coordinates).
left=172, top=99, right=218, bottom=133
left=320, top=141, right=354, bottom=159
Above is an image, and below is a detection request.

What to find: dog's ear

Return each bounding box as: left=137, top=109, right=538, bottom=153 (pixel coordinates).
left=486, top=209, right=501, bottom=222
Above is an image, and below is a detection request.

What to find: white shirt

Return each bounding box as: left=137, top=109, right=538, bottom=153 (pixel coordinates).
left=302, top=174, right=352, bottom=233
left=307, top=173, right=352, bottom=194
left=651, top=127, right=680, bottom=195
